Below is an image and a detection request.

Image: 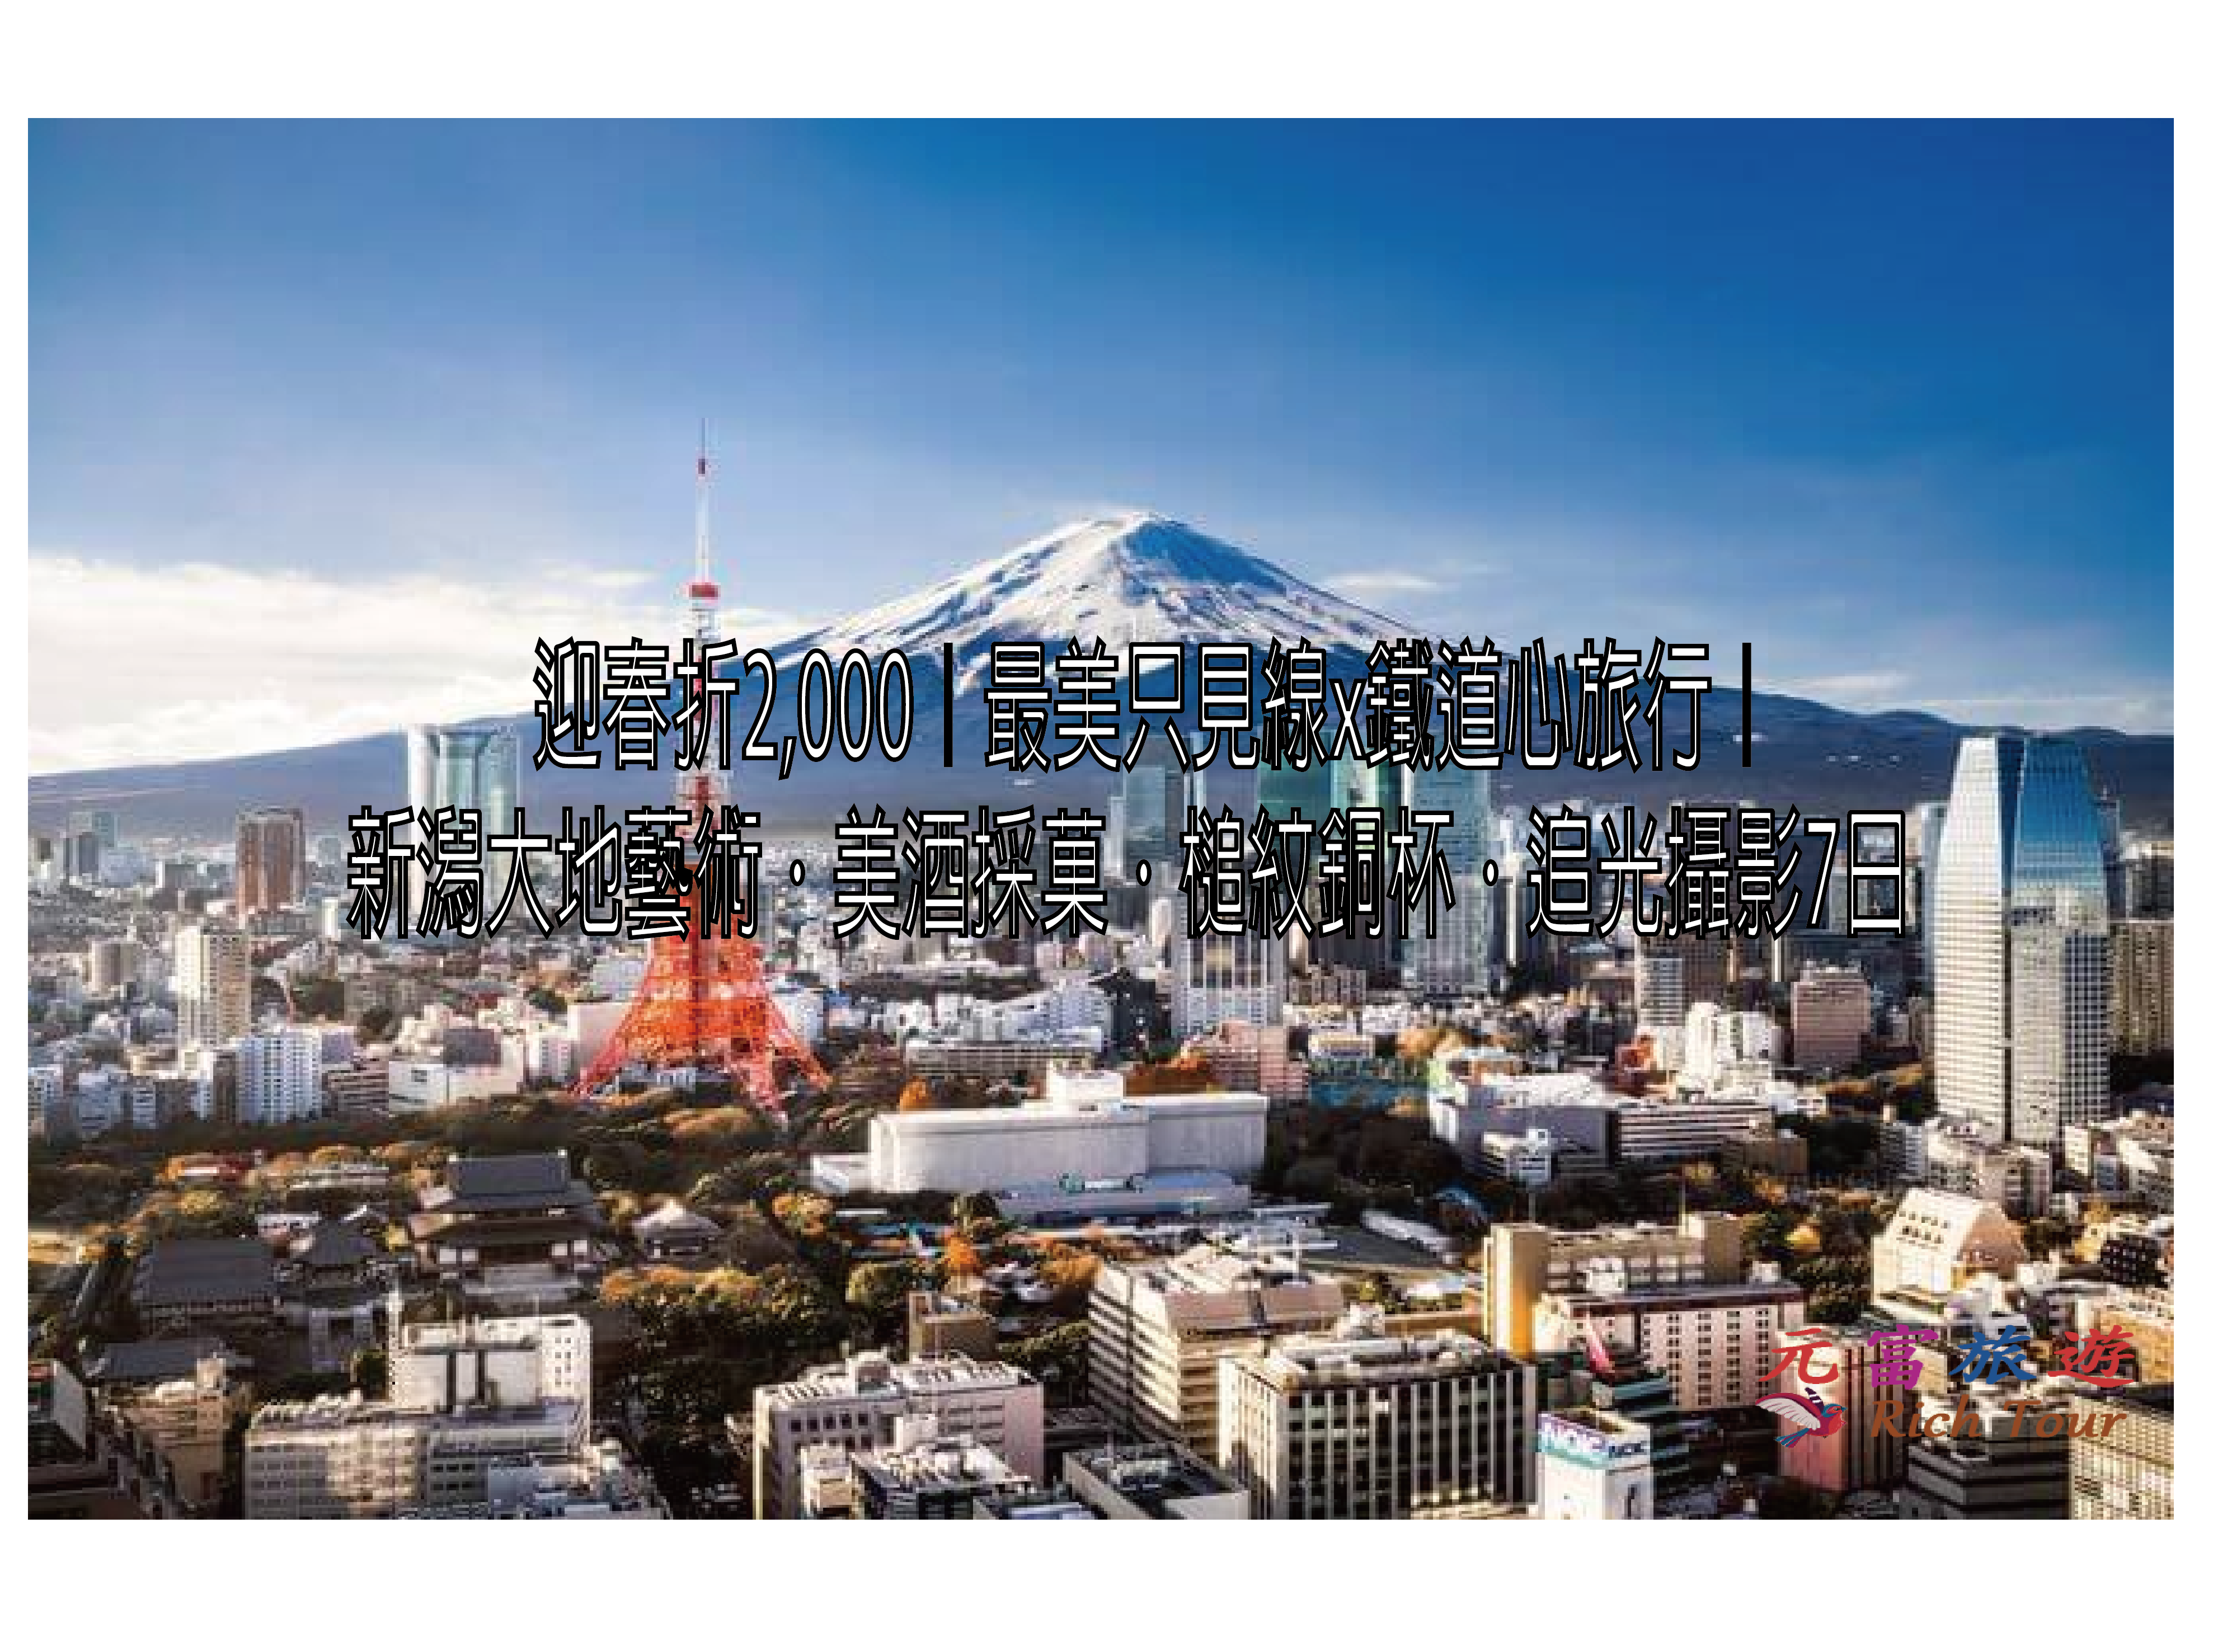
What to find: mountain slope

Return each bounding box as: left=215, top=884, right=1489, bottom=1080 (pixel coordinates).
left=777, top=511, right=1403, bottom=690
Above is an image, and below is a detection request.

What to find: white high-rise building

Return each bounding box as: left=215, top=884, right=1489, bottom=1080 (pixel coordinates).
left=175, top=923, right=252, bottom=1050
left=1088, top=1245, right=1346, bottom=1458
left=1935, top=734, right=2109, bottom=1149
left=1173, top=926, right=1285, bottom=1038
left=237, top=1027, right=325, bottom=1124
left=391, top=1309, right=593, bottom=1446
left=749, top=1351, right=1043, bottom=1519
left=1536, top=1409, right=1655, bottom=1521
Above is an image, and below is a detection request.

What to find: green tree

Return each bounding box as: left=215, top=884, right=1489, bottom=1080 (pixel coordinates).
left=845, top=1260, right=919, bottom=1338
left=1002, top=1321, right=1091, bottom=1401
left=604, top=1264, right=847, bottom=1443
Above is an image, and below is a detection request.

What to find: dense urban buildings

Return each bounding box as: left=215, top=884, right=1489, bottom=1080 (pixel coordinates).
left=19, top=102, right=2181, bottom=1575
left=25, top=660, right=2174, bottom=1532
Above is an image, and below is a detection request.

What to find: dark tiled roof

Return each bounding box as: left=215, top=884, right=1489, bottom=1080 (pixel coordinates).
left=425, top=1152, right=595, bottom=1215
left=295, top=1220, right=378, bottom=1269
left=452, top=1152, right=571, bottom=1198
left=408, top=1216, right=599, bottom=1248
left=133, top=1240, right=275, bottom=1309
left=83, top=1336, right=228, bottom=1384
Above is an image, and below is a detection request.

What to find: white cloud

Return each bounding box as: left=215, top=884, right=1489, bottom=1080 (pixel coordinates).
left=1321, top=570, right=1450, bottom=599
left=30, top=554, right=820, bottom=774
left=1771, top=670, right=1913, bottom=708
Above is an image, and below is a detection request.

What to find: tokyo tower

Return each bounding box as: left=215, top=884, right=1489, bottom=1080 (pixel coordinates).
left=572, top=434, right=828, bottom=1110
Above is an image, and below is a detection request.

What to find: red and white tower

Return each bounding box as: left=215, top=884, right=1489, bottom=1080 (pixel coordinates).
left=574, top=432, right=828, bottom=1110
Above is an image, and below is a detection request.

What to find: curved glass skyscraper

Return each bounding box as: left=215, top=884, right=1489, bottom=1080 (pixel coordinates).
left=405, top=722, right=524, bottom=928
left=1935, top=733, right=2109, bottom=1148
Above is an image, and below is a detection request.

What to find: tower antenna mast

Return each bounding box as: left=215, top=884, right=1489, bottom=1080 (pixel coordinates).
left=692, top=420, right=716, bottom=602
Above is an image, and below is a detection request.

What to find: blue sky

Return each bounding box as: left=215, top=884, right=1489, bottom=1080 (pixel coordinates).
left=30, top=120, right=2173, bottom=769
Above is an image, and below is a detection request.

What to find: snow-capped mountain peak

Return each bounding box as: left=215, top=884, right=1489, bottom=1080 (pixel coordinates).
left=777, top=512, right=1412, bottom=685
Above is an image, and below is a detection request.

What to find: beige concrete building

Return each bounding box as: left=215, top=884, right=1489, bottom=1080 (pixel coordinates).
left=2070, top=1384, right=2173, bottom=1519
left=1217, top=1312, right=1538, bottom=1518
left=1186, top=1019, right=1308, bottom=1104
left=2109, top=918, right=2173, bottom=1057
left=746, top=1350, right=1042, bottom=1519
left=1790, top=964, right=1869, bottom=1071
left=102, top=1352, right=243, bottom=1515
left=2074, top=1288, right=2173, bottom=1385
left=905, top=1290, right=999, bottom=1359
left=1871, top=1188, right=2028, bottom=1299
left=1536, top=1274, right=1807, bottom=1413
left=1087, top=1245, right=1345, bottom=1458
left=1484, top=1213, right=1746, bottom=1358
left=175, top=922, right=251, bottom=1050
left=1922, top=1126, right=2052, bottom=1220
left=243, top=1394, right=581, bottom=1518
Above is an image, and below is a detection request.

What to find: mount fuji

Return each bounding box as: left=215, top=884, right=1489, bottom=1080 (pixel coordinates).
left=777, top=511, right=1401, bottom=691
left=29, top=512, right=2173, bottom=836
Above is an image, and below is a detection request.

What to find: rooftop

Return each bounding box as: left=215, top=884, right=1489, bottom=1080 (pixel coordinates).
left=251, top=1394, right=582, bottom=1433
left=421, top=1152, right=598, bottom=1215
left=132, top=1239, right=275, bottom=1309
left=83, top=1336, right=230, bottom=1385
left=854, top=1433, right=1024, bottom=1494
left=634, top=1201, right=721, bottom=1236
left=1117, top=1243, right=1332, bottom=1297
left=1251, top=1323, right=1512, bottom=1389
left=1067, top=1442, right=1240, bottom=1512
left=292, top=1220, right=378, bottom=1270
left=757, top=1350, right=1032, bottom=1408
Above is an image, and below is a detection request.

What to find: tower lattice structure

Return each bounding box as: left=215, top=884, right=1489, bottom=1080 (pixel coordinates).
left=573, top=437, right=828, bottom=1109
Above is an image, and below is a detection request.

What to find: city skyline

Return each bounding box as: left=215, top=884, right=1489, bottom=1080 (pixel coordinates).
left=28, top=119, right=2180, bottom=1535
left=30, top=120, right=2174, bottom=775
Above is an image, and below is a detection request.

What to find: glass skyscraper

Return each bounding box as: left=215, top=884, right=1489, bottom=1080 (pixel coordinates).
left=1913, top=798, right=1948, bottom=997
left=1403, top=763, right=1496, bottom=996
left=1935, top=733, right=2109, bottom=1148
left=405, top=722, right=524, bottom=924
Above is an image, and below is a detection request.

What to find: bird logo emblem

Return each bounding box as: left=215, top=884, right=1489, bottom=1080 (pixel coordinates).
left=1756, top=1388, right=1848, bottom=1446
